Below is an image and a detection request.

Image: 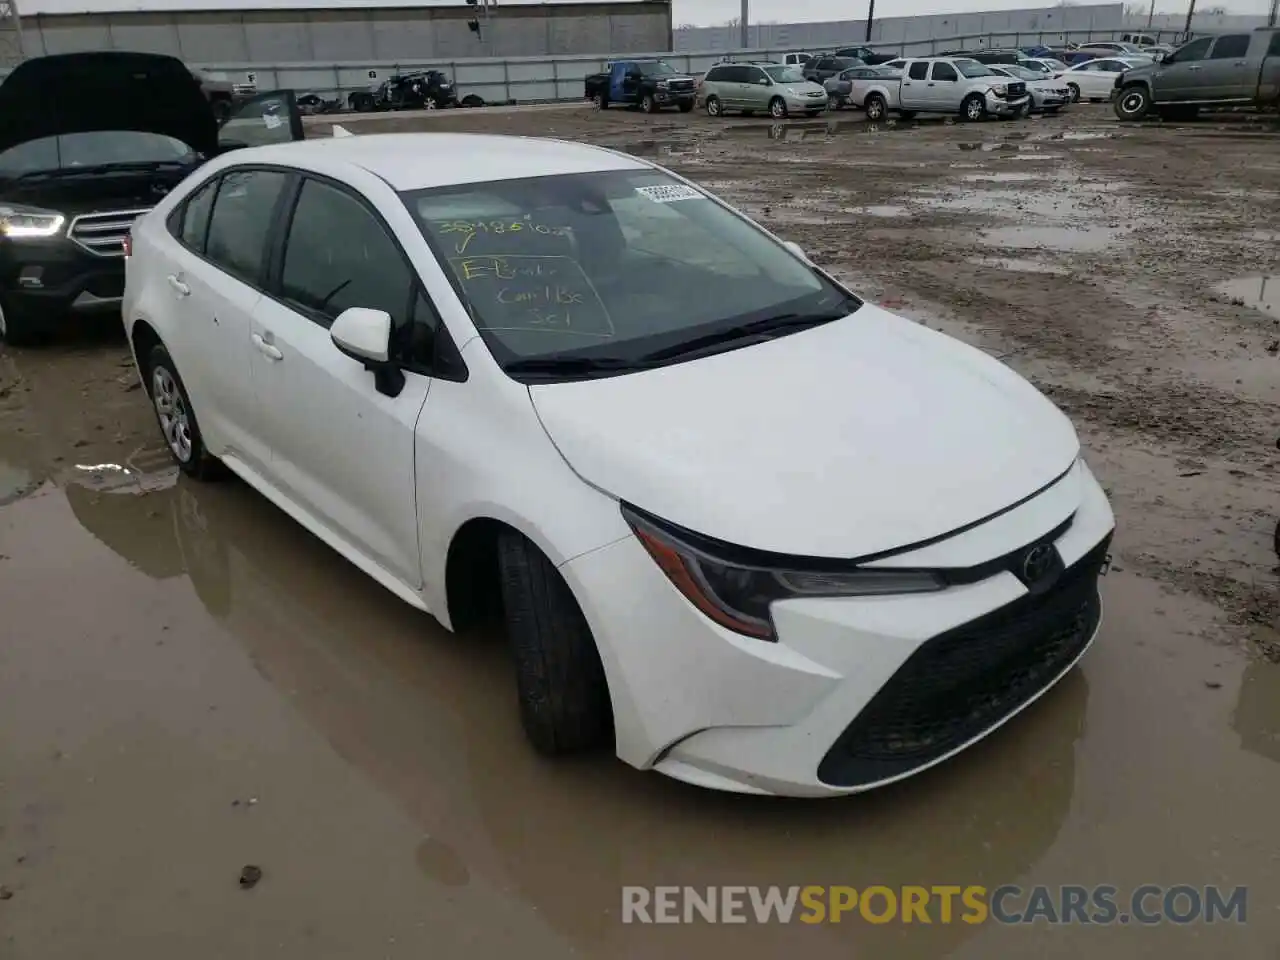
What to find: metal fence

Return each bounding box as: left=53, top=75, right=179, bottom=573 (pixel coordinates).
left=0, top=27, right=1193, bottom=102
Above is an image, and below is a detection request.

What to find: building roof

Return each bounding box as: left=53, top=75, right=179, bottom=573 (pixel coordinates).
left=241, top=132, right=646, bottom=191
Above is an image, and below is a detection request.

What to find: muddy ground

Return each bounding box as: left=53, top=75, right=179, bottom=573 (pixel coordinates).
left=2, top=102, right=1280, bottom=958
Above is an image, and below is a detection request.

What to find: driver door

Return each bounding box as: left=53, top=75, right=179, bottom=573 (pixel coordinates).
left=1151, top=36, right=1213, bottom=101
left=216, top=90, right=305, bottom=149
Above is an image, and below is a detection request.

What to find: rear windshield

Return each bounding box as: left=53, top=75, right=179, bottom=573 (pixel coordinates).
left=402, top=169, right=856, bottom=372
left=0, top=130, right=196, bottom=177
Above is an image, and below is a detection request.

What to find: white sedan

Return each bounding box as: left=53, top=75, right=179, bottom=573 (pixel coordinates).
left=988, top=64, right=1072, bottom=113
left=123, top=126, right=1115, bottom=798
left=1063, top=57, right=1148, bottom=102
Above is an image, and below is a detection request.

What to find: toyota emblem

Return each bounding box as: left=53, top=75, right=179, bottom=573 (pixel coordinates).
left=1021, top=543, right=1057, bottom=583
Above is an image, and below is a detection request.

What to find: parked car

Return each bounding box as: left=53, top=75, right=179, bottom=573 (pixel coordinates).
left=584, top=59, right=696, bottom=113
left=193, top=71, right=237, bottom=124
left=939, top=48, right=1023, bottom=66
left=834, top=45, right=899, bottom=65
left=122, top=130, right=1115, bottom=797
left=897, top=57, right=1033, bottom=120
left=1022, top=57, right=1071, bottom=77
left=348, top=70, right=457, bottom=113
left=1063, top=57, right=1148, bottom=102
left=700, top=62, right=828, bottom=118
left=1049, top=48, right=1107, bottom=66
left=0, top=50, right=299, bottom=345
left=1076, top=41, right=1156, bottom=60
left=1115, top=29, right=1280, bottom=121
left=1121, top=32, right=1158, bottom=47
left=824, top=65, right=903, bottom=119
left=803, top=55, right=864, bottom=84
left=782, top=52, right=814, bottom=67
left=987, top=64, right=1071, bottom=113
left=297, top=92, right=342, bottom=116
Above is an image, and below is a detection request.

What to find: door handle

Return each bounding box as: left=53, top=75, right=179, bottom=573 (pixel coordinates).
left=166, top=274, right=190, bottom=297
left=1188, top=65, right=1202, bottom=71
left=251, top=333, right=283, bottom=361
left=1234, top=60, right=1248, bottom=66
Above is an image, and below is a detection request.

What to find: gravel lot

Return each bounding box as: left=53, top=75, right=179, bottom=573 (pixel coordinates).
left=2, top=101, right=1279, bottom=959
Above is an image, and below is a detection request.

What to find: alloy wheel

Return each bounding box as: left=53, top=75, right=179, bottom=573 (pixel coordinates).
left=152, top=365, right=193, bottom=463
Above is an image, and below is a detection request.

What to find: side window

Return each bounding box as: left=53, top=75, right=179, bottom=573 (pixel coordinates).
left=705, top=67, right=724, bottom=82
left=746, top=68, right=767, bottom=84
left=1169, top=37, right=1212, bottom=63
left=1271, top=32, right=1280, bottom=58
left=908, top=62, right=930, bottom=80
left=204, top=169, right=289, bottom=287
left=280, top=178, right=432, bottom=367
left=931, top=62, right=959, bottom=81
left=1209, top=35, right=1251, bottom=59
left=167, top=177, right=218, bottom=254
left=727, top=66, right=752, bottom=83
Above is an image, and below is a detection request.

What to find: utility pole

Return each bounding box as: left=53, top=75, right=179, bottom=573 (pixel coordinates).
left=1182, top=0, right=1195, bottom=41
left=0, top=0, right=24, bottom=69
left=1269, top=0, right=1278, bottom=28
left=739, top=0, right=748, bottom=49
left=866, top=0, right=876, bottom=43
left=1146, top=0, right=1155, bottom=30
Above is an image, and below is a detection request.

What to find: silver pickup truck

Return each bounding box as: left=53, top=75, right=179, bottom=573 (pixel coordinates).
left=1114, top=27, right=1280, bottom=121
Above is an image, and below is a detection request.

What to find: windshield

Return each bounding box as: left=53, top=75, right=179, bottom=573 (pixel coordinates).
left=0, top=130, right=196, bottom=178
left=1002, top=65, right=1041, bottom=80
left=1021, top=60, right=1050, bottom=73
left=765, top=66, right=807, bottom=83
left=403, top=170, right=858, bottom=379
left=637, top=61, right=676, bottom=76
left=955, top=59, right=998, bottom=78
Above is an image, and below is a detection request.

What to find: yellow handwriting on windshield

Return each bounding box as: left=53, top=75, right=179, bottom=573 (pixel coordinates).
left=435, top=219, right=572, bottom=254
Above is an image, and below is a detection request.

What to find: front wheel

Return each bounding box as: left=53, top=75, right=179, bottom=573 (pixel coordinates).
left=1114, top=84, right=1151, bottom=121
left=864, top=93, right=887, bottom=121
left=769, top=96, right=788, bottom=119
left=961, top=93, right=987, bottom=122
left=592, top=92, right=608, bottom=110
left=705, top=95, right=722, bottom=117
left=146, top=344, right=224, bottom=480
left=1067, top=83, right=1081, bottom=103
left=641, top=93, right=657, bottom=113
left=498, top=532, right=613, bottom=754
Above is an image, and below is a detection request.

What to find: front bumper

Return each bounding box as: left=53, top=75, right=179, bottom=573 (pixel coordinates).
left=562, top=458, right=1115, bottom=797
left=1, top=236, right=129, bottom=328
left=986, top=93, right=1033, bottom=115
left=654, top=87, right=697, bottom=106
left=788, top=95, right=830, bottom=111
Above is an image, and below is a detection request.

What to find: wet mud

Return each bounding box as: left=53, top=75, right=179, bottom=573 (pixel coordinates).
left=3, top=103, right=1280, bottom=958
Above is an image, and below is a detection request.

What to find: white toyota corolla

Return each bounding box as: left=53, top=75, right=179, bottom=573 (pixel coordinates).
left=123, top=128, right=1114, bottom=798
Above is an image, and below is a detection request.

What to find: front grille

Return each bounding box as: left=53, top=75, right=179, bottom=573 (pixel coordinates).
left=668, top=79, right=695, bottom=92
left=68, top=208, right=152, bottom=258
left=817, top=534, right=1110, bottom=788
left=1007, top=81, right=1027, bottom=97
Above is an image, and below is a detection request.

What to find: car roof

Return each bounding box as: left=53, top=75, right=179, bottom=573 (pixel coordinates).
left=230, top=133, right=645, bottom=191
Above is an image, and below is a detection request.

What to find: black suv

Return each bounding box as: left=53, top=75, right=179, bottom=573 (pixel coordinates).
left=0, top=51, right=303, bottom=345
left=348, top=70, right=458, bottom=113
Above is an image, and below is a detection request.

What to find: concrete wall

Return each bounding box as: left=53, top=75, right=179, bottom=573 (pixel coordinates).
left=4, top=2, right=671, bottom=67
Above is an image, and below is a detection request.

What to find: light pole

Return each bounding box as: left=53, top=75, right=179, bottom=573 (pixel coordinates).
left=866, top=0, right=876, bottom=43
left=740, top=0, right=748, bottom=49
left=0, top=0, right=24, bottom=65
left=1146, top=0, right=1155, bottom=30
left=1182, top=0, right=1196, bottom=41
left=1269, top=0, right=1278, bottom=28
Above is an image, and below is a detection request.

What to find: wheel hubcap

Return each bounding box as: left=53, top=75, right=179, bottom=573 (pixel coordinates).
left=152, top=366, right=193, bottom=463
left=967, top=102, right=981, bottom=119
left=868, top=102, right=882, bottom=118
left=1122, top=94, right=1143, bottom=112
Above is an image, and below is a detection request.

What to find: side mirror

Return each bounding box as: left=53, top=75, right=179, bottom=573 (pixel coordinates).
left=330, top=307, right=405, bottom=397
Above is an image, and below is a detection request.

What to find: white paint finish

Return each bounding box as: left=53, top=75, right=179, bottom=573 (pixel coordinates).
left=531, top=304, right=1080, bottom=559
left=124, top=128, right=1115, bottom=797
left=330, top=306, right=392, bottom=363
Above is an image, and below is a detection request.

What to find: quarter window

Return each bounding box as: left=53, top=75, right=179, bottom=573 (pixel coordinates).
left=204, top=168, right=289, bottom=287
left=168, top=177, right=218, bottom=253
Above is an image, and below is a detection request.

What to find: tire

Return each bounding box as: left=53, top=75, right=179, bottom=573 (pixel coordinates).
left=961, top=93, right=987, bottom=122
left=350, top=93, right=374, bottom=113
left=1274, top=517, right=1280, bottom=563
left=497, top=531, right=613, bottom=754
left=424, top=97, right=439, bottom=111
left=678, top=100, right=693, bottom=113
left=641, top=93, right=657, bottom=113
left=769, top=96, right=788, bottom=119
left=705, top=95, right=722, bottom=117
left=592, top=92, right=608, bottom=110
left=1067, top=83, right=1081, bottom=103
left=0, top=295, right=42, bottom=347
left=864, top=93, right=887, bottom=121
left=1114, top=84, right=1151, bottom=121
left=145, top=344, right=224, bottom=480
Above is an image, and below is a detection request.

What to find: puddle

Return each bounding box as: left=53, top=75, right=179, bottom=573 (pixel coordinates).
left=843, top=204, right=910, bottom=218
left=1030, top=130, right=1117, bottom=143
left=967, top=256, right=1070, bottom=275
left=1233, top=655, right=1280, bottom=764
left=962, top=171, right=1038, bottom=183
left=958, top=141, right=1036, bottom=153
left=981, top=224, right=1123, bottom=253
left=914, top=188, right=1101, bottom=219
left=1216, top=275, right=1279, bottom=319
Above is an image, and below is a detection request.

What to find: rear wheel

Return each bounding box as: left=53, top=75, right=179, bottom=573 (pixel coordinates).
left=145, top=345, right=224, bottom=480
left=769, top=96, right=788, bottom=118
left=1067, top=83, right=1081, bottom=103
left=864, top=93, right=887, bottom=121
left=498, top=532, right=613, bottom=754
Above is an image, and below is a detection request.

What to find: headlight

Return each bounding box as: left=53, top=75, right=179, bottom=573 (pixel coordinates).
left=623, top=506, right=946, bottom=641
left=0, top=204, right=66, bottom=239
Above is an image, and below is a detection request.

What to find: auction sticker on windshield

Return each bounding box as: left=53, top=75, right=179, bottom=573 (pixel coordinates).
left=635, top=184, right=703, bottom=203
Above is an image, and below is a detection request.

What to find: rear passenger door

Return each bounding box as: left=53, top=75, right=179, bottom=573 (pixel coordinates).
left=900, top=61, right=930, bottom=109
left=740, top=66, right=771, bottom=111
left=1200, top=34, right=1255, bottom=100
left=250, top=174, right=439, bottom=591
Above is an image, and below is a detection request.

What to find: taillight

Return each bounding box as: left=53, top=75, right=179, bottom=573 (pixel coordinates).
left=122, top=232, right=132, bottom=258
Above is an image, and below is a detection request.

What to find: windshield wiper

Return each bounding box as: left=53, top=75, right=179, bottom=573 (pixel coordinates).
left=12, top=160, right=193, bottom=182
left=638, top=307, right=855, bottom=365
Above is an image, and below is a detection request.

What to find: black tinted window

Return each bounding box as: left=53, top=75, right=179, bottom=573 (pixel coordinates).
left=1171, top=37, right=1212, bottom=62
left=1271, top=32, right=1280, bottom=57
left=908, top=62, right=929, bottom=80
left=931, top=62, right=959, bottom=81
left=726, top=66, right=752, bottom=82
left=279, top=177, right=436, bottom=369
left=178, top=179, right=218, bottom=253
left=204, top=169, right=288, bottom=286
left=705, top=66, right=725, bottom=81
left=1209, top=35, right=1250, bottom=59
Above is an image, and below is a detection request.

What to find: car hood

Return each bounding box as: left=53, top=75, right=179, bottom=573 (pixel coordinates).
left=0, top=51, right=217, bottom=158
left=529, top=305, right=1080, bottom=559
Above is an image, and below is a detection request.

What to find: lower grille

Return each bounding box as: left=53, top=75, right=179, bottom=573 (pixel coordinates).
left=817, top=534, right=1110, bottom=788
left=69, top=208, right=152, bottom=258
